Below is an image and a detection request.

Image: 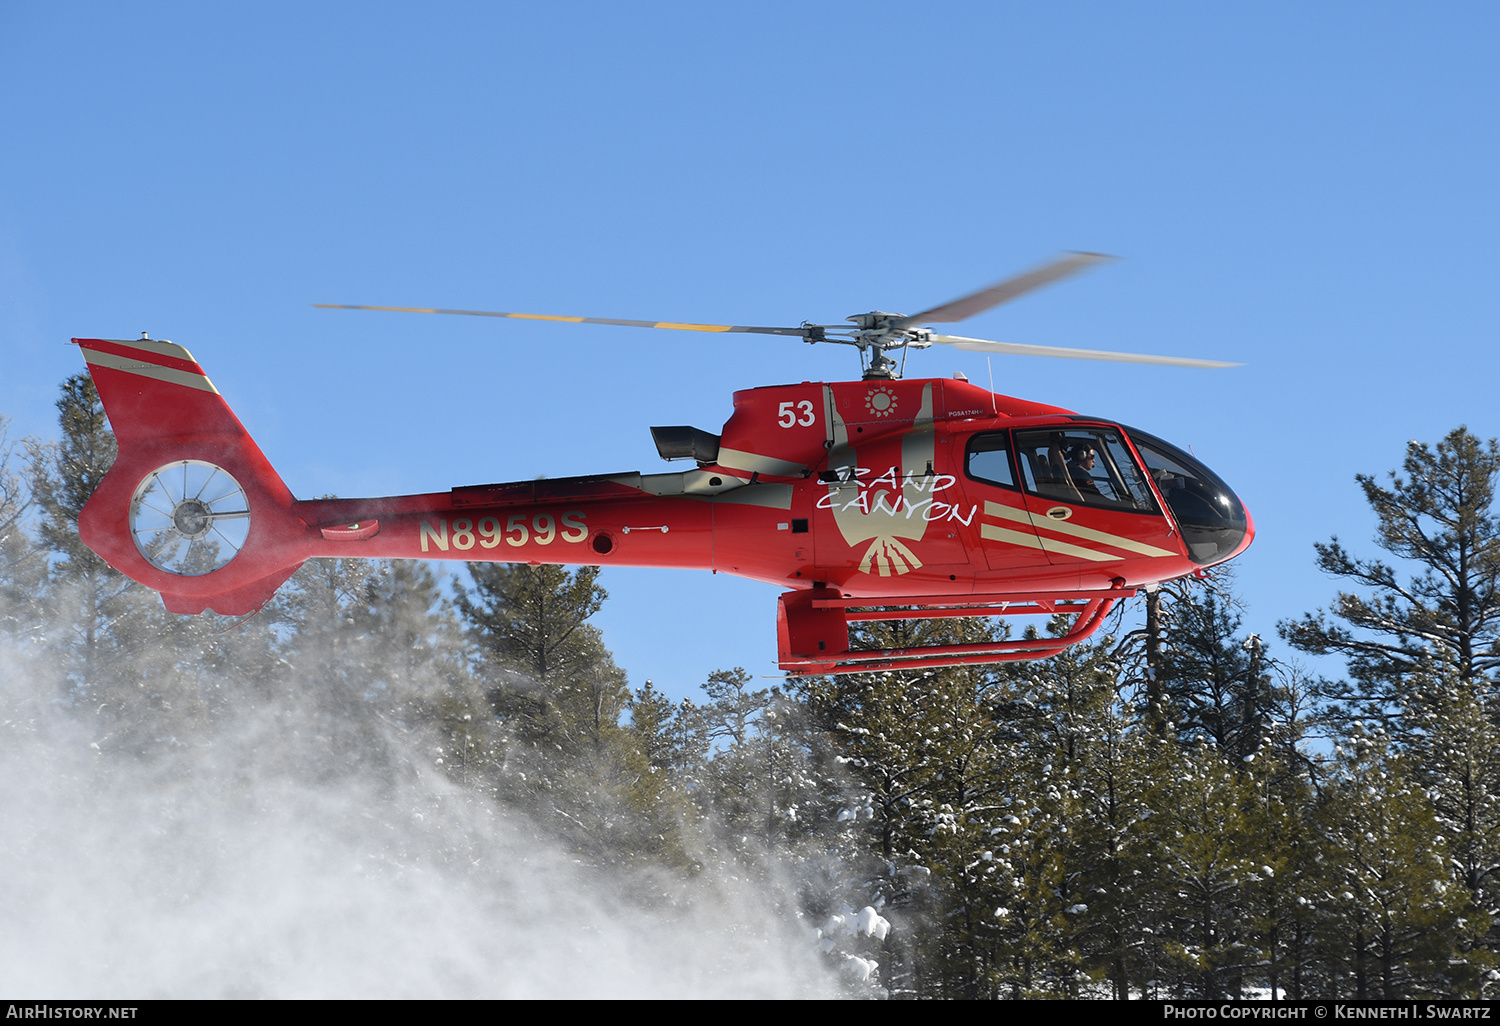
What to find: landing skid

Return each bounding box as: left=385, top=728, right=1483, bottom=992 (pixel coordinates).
left=777, top=587, right=1133, bottom=676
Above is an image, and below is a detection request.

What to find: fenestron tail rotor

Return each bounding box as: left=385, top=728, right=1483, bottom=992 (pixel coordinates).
left=315, top=252, right=1239, bottom=379
left=130, top=460, right=251, bottom=576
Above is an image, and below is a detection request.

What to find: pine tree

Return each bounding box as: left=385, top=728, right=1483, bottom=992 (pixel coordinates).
left=796, top=618, right=1015, bottom=865
left=0, top=415, right=43, bottom=640
left=266, top=557, right=400, bottom=779
left=690, top=668, right=792, bottom=845
left=459, top=563, right=605, bottom=680
left=1115, top=580, right=1192, bottom=737
left=1281, top=427, right=1500, bottom=731
left=1146, top=737, right=1267, bottom=998
left=984, top=625, right=1131, bottom=999
left=1160, top=593, right=1274, bottom=761
left=1116, top=572, right=1276, bottom=760
left=26, top=375, right=224, bottom=753
left=1242, top=749, right=1321, bottom=1000
left=1031, top=640, right=1166, bottom=1000
left=671, top=667, right=853, bottom=933
left=1313, top=730, right=1490, bottom=997
left=626, top=679, right=678, bottom=773
left=341, top=559, right=502, bottom=790
left=28, top=376, right=125, bottom=691
left=1405, top=673, right=1500, bottom=938
left=622, top=679, right=692, bottom=831
left=351, top=560, right=471, bottom=713
left=456, top=561, right=658, bottom=861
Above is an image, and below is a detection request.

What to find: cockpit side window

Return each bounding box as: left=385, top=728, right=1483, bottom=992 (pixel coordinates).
left=1013, top=427, right=1158, bottom=513
left=965, top=432, right=1017, bottom=489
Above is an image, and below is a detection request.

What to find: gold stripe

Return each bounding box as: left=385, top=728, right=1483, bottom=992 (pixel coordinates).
left=84, top=350, right=219, bottom=394
left=980, top=523, right=1047, bottom=551
left=981, top=522, right=1119, bottom=562
left=984, top=501, right=1037, bottom=526
left=717, top=447, right=805, bottom=476
left=652, top=322, right=732, bottom=332
left=1037, top=516, right=1177, bottom=557
left=709, top=484, right=794, bottom=510
left=510, top=313, right=585, bottom=322
left=1032, top=536, right=1124, bottom=563
left=983, top=500, right=1175, bottom=558
left=98, top=337, right=197, bottom=363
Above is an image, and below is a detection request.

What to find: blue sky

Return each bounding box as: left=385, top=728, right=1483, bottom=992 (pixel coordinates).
left=4, top=3, right=1499, bottom=702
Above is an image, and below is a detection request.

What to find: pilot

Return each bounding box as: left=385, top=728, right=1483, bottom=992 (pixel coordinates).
left=1066, top=444, right=1101, bottom=495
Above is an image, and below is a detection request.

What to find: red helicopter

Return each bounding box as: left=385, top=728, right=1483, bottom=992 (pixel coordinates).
left=74, top=253, right=1252, bottom=676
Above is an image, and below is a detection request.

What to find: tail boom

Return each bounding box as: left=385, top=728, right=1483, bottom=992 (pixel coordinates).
left=75, top=337, right=736, bottom=613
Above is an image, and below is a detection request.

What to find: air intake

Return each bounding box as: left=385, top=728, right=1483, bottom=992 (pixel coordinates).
left=650, top=426, right=721, bottom=464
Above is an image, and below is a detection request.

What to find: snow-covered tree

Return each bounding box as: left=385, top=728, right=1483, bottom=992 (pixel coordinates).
left=0, top=415, right=43, bottom=639
left=27, top=375, right=238, bottom=755
left=1312, top=730, right=1491, bottom=998
left=456, top=562, right=663, bottom=861
left=1405, top=673, right=1500, bottom=937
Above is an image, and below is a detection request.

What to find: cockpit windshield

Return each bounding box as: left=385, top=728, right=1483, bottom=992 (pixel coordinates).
left=1125, top=428, right=1248, bottom=565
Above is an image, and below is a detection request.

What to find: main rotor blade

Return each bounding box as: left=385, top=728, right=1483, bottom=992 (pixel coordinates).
left=891, top=252, right=1115, bottom=330
left=313, top=304, right=814, bottom=337
left=929, top=334, right=1240, bottom=368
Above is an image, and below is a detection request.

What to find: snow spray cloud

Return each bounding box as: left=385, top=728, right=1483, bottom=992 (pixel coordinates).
left=0, top=639, right=839, bottom=998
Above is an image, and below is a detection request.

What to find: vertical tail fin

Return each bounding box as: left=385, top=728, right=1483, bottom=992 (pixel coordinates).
left=76, top=337, right=314, bottom=614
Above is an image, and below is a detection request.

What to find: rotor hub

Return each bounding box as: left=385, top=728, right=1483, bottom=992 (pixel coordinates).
left=171, top=498, right=215, bottom=540
left=846, top=310, right=904, bottom=331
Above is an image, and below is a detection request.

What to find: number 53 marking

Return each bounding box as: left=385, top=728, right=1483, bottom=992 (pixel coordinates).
left=777, top=400, right=816, bottom=428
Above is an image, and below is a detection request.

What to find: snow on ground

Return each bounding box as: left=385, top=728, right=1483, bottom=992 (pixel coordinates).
left=0, top=663, right=839, bottom=998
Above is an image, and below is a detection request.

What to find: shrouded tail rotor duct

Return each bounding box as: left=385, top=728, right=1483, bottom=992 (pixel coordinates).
left=130, top=460, right=251, bottom=576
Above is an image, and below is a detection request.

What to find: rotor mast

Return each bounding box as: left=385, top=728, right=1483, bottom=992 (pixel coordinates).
left=832, top=311, right=928, bottom=380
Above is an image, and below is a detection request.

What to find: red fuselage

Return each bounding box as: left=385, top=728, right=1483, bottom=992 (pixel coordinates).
left=292, top=377, right=1250, bottom=596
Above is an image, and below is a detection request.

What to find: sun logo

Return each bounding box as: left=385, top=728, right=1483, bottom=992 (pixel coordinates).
left=864, top=385, right=898, bottom=418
